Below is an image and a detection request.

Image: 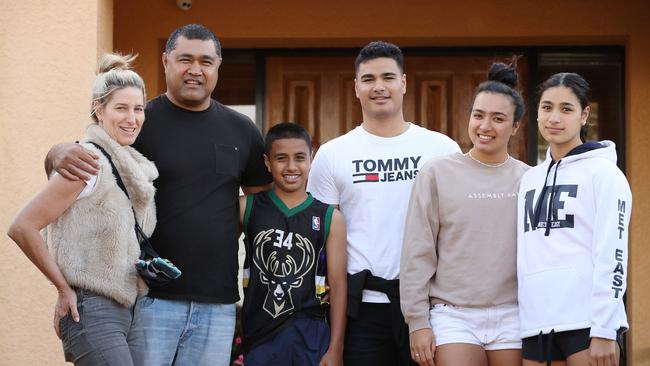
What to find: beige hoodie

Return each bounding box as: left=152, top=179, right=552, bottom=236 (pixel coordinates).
left=400, top=152, right=528, bottom=332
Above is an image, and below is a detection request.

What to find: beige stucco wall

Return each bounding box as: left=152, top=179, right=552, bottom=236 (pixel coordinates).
left=0, top=1, right=113, bottom=364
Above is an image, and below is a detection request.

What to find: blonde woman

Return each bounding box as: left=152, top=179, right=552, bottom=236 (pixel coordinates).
left=7, top=54, right=157, bottom=365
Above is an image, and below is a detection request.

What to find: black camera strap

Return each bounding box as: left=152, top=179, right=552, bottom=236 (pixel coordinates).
left=86, top=142, right=159, bottom=260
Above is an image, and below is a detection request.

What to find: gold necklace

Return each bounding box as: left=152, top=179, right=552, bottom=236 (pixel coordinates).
left=467, top=149, right=511, bottom=168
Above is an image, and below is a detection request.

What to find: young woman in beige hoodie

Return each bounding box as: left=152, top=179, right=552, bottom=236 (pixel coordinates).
left=400, top=61, right=529, bottom=366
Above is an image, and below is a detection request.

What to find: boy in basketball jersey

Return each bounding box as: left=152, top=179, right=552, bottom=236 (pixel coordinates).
left=238, top=122, right=347, bottom=366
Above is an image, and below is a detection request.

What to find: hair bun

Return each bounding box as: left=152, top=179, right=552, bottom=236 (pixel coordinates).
left=97, top=53, right=137, bottom=74
left=487, top=62, right=518, bottom=89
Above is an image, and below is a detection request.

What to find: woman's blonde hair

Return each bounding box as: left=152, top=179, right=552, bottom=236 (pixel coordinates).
left=90, top=53, right=146, bottom=122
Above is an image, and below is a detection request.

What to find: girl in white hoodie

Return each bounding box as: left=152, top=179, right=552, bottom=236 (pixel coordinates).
left=517, top=73, right=631, bottom=366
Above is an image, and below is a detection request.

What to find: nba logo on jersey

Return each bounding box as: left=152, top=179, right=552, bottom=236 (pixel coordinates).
left=312, top=216, right=321, bottom=231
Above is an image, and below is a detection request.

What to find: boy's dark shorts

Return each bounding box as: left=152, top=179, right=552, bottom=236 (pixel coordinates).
left=245, top=317, right=330, bottom=366
left=522, top=328, right=625, bottom=362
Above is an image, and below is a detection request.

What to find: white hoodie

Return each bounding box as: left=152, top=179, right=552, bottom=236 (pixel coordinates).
left=517, top=141, right=631, bottom=340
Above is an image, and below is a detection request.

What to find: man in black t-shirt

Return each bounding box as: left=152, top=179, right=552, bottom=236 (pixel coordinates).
left=46, top=24, right=271, bottom=366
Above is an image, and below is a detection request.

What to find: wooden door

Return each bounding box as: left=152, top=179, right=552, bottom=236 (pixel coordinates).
left=265, top=55, right=528, bottom=160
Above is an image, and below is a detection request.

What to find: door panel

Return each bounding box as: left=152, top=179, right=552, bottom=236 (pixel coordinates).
left=266, top=57, right=358, bottom=147
left=266, top=55, right=528, bottom=161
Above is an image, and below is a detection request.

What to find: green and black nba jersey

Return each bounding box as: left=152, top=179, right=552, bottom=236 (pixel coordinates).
left=242, top=190, right=334, bottom=350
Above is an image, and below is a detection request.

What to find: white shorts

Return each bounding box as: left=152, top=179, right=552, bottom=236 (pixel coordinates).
left=429, top=303, right=521, bottom=351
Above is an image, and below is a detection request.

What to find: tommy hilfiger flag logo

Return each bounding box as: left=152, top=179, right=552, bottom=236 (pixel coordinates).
left=353, top=173, right=379, bottom=183
left=312, top=216, right=321, bottom=231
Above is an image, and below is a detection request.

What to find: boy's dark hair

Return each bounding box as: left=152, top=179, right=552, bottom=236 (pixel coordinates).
left=538, top=72, right=591, bottom=142
left=471, top=59, right=526, bottom=124
left=165, top=24, right=222, bottom=57
left=264, top=122, right=312, bottom=155
left=354, top=41, right=404, bottom=75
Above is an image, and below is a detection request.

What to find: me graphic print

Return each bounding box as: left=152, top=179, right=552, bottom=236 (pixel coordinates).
left=522, top=183, right=578, bottom=232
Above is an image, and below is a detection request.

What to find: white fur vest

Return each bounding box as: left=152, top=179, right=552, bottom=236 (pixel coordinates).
left=45, top=124, right=158, bottom=306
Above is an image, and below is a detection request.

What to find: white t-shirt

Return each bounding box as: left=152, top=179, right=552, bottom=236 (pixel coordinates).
left=52, top=172, right=97, bottom=200
left=308, top=123, right=460, bottom=302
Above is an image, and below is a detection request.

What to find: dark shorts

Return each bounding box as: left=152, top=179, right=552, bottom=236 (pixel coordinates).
left=522, top=328, right=624, bottom=362
left=245, top=317, right=330, bottom=366
left=343, top=302, right=416, bottom=366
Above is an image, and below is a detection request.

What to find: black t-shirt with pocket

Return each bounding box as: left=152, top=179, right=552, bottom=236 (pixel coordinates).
left=133, top=94, right=272, bottom=303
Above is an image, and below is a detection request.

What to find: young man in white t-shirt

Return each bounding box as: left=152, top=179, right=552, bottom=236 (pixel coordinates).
left=307, top=41, right=460, bottom=366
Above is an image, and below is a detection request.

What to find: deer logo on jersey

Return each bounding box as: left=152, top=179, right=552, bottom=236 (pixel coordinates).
left=252, top=229, right=315, bottom=318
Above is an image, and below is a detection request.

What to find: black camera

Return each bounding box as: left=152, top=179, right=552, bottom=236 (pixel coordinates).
left=136, top=257, right=182, bottom=287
